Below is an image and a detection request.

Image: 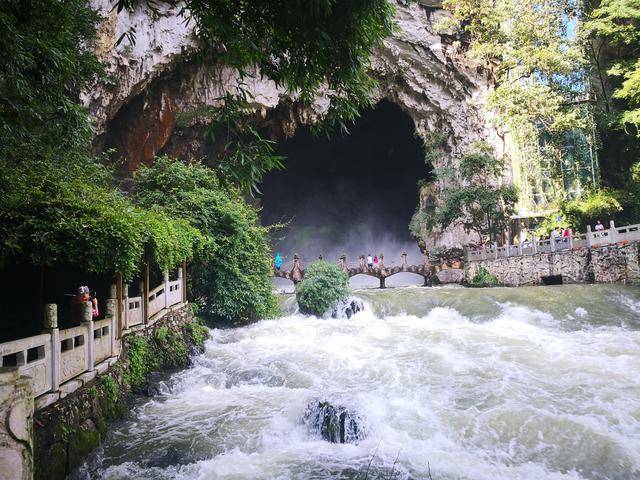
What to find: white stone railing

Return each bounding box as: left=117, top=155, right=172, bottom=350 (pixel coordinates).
left=0, top=270, right=186, bottom=409
left=467, top=221, right=640, bottom=262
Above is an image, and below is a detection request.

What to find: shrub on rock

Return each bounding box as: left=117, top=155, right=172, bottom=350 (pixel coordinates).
left=296, top=261, right=349, bottom=316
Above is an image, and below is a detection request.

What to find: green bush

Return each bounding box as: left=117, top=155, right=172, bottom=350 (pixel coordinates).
left=185, top=320, right=210, bottom=349
left=134, top=157, right=279, bottom=323
left=468, top=266, right=500, bottom=287
left=296, top=261, right=349, bottom=316
left=561, top=189, right=623, bottom=231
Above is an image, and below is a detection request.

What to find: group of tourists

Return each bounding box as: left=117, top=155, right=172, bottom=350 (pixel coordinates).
left=366, top=254, right=381, bottom=270
left=550, top=225, right=575, bottom=242
left=512, top=219, right=609, bottom=247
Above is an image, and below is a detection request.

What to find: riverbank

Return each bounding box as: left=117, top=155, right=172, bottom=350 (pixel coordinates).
left=33, top=311, right=209, bottom=480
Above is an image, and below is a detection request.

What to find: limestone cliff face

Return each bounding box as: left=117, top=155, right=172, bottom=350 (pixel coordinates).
left=87, top=0, right=503, bottom=248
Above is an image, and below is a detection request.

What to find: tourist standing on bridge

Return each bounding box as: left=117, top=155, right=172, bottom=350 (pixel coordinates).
left=274, top=252, right=283, bottom=271
left=373, top=255, right=379, bottom=269
left=595, top=220, right=605, bottom=231
left=367, top=254, right=373, bottom=269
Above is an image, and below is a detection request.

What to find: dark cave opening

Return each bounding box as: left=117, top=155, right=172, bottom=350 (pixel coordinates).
left=260, top=100, right=430, bottom=265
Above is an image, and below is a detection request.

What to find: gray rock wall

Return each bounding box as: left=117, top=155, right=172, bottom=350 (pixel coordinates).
left=86, top=0, right=503, bottom=248
left=465, top=242, right=640, bottom=286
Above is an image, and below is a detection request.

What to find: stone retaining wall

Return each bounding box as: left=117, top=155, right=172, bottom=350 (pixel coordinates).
left=0, top=304, right=208, bottom=480
left=32, top=303, right=204, bottom=480
left=465, top=241, right=640, bottom=286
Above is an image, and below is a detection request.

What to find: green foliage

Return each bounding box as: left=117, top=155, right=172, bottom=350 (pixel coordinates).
left=0, top=0, right=103, bottom=161
left=296, top=261, right=349, bottom=316
left=0, top=156, right=197, bottom=280
left=185, top=92, right=286, bottom=195
left=124, top=336, right=157, bottom=387
left=133, top=157, right=279, bottom=323
left=468, top=266, right=500, bottom=287
left=429, top=143, right=517, bottom=243
left=153, top=326, right=189, bottom=365
left=115, top=0, right=395, bottom=132
left=442, top=0, right=586, bottom=133
left=560, top=189, right=624, bottom=230
left=185, top=320, right=210, bottom=349
left=100, top=376, right=119, bottom=406
left=584, top=0, right=640, bottom=135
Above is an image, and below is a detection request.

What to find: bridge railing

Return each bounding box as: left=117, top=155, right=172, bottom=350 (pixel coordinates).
left=467, top=221, right=640, bottom=262
left=0, top=272, right=186, bottom=409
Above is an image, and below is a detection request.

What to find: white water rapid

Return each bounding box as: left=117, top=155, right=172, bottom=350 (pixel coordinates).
left=73, top=285, right=640, bottom=480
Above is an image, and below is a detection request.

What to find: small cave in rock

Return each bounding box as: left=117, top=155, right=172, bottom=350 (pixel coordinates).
left=260, top=100, right=430, bottom=266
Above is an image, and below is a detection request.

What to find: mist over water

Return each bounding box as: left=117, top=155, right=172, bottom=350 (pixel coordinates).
left=72, top=284, right=640, bottom=480
left=259, top=101, right=428, bottom=266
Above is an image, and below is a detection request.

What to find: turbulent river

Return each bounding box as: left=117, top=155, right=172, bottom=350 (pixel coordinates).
left=72, top=285, right=640, bottom=480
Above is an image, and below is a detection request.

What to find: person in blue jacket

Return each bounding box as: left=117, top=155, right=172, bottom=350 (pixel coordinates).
left=274, top=252, right=283, bottom=271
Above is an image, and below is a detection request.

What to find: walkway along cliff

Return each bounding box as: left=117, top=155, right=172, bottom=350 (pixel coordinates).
left=465, top=222, right=640, bottom=286
left=0, top=270, right=209, bottom=480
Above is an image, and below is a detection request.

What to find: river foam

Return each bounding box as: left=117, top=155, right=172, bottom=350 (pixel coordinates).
left=72, top=285, right=640, bottom=480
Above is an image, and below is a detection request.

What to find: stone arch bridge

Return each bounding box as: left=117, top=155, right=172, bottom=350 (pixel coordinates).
left=274, top=253, right=464, bottom=288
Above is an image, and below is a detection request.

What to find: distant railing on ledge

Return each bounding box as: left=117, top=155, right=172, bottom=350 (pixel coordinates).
left=0, top=270, right=186, bottom=408
left=467, top=221, right=640, bottom=262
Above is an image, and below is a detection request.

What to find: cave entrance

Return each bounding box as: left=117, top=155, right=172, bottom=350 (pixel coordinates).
left=260, top=100, right=430, bottom=286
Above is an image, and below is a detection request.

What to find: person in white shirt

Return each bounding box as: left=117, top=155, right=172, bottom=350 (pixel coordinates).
left=367, top=254, right=373, bottom=269
left=595, top=220, right=605, bottom=231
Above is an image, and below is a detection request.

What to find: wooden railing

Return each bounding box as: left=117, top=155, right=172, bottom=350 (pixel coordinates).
left=467, top=221, right=640, bottom=262
left=0, top=270, right=186, bottom=408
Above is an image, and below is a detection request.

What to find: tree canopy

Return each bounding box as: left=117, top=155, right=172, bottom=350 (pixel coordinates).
left=133, top=157, right=279, bottom=323
left=425, top=143, right=517, bottom=243
left=0, top=0, right=102, bottom=162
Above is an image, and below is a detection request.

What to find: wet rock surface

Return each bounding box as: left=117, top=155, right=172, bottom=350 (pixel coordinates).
left=331, top=297, right=365, bottom=319
left=303, top=401, right=366, bottom=444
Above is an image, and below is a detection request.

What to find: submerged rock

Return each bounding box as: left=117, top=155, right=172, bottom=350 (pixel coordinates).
left=304, top=401, right=366, bottom=444
left=331, top=297, right=365, bottom=319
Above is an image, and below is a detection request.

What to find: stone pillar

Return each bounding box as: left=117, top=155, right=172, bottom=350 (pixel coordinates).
left=493, top=242, right=498, bottom=259
left=0, top=368, right=34, bottom=480
left=359, top=255, right=366, bottom=272
left=609, top=220, right=617, bottom=244
left=379, top=254, right=385, bottom=270
left=586, top=225, right=592, bottom=247
left=532, top=234, right=538, bottom=254
left=42, top=304, right=60, bottom=392
left=82, top=301, right=94, bottom=372
left=123, top=283, right=129, bottom=330
left=550, top=236, right=556, bottom=252
left=181, top=261, right=188, bottom=303
left=292, top=254, right=303, bottom=285
left=139, top=280, right=145, bottom=323
left=569, top=232, right=574, bottom=250
left=339, top=255, right=347, bottom=272
left=105, top=298, right=117, bottom=357
left=401, top=252, right=408, bottom=272
left=143, top=262, right=150, bottom=325
left=163, top=271, right=170, bottom=310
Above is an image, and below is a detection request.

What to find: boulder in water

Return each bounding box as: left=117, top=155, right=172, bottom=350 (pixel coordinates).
left=331, top=297, right=365, bottom=319
left=304, top=401, right=366, bottom=444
